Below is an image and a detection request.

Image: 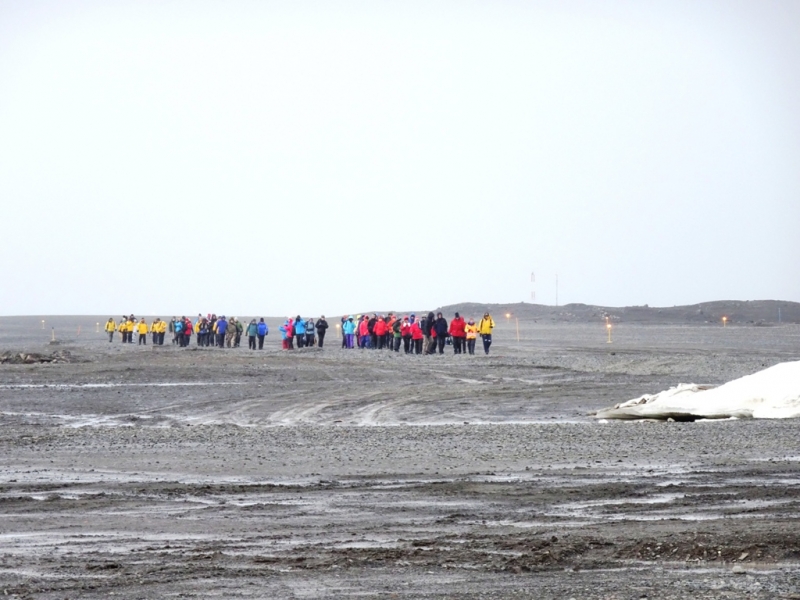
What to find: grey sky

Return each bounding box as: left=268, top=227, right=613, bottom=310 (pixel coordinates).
left=1, top=1, right=798, bottom=316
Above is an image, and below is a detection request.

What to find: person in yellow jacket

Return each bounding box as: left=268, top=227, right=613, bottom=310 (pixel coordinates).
left=125, top=317, right=135, bottom=344
left=464, top=318, right=478, bottom=355
left=119, top=317, right=129, bottom=344
left=150, top=319, right=161, bottom=345
left=136, top=319, right=149, bottom=345
left=155, top=319, right=167, bottom=345
left=104, top=318, right=116, bottom=343
left=477, top=312, right=495, bottom=355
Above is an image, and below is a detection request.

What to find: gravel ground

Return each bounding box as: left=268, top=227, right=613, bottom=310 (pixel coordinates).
left=0, top=316, right=799, bottom=599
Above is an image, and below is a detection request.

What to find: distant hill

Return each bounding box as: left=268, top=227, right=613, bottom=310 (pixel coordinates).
left=435, top=300, right=800, bottom=325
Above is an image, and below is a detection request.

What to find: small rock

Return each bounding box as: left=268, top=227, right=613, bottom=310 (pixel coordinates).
left=732, top=565, right=746, bottom=574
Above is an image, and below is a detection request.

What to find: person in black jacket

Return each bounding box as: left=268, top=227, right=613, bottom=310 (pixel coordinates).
left=423, top=311, right=435, bottom=354
left=433, top=312, right=448, bottom=354
left=316, top=316, right=329, bottom=348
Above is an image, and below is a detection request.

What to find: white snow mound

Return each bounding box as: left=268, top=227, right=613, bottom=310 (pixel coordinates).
left=596, top=360, right=800, bottom=421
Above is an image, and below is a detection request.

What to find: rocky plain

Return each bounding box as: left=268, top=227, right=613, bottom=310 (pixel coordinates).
left=0, top=302, right=799, bottom=599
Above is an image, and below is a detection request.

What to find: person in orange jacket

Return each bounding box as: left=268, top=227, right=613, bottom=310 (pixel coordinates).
left=449, top=312, right=467, bottom=354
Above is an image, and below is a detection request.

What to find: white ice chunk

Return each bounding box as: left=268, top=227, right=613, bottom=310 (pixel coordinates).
left=596, top=360, right=800, bottom=420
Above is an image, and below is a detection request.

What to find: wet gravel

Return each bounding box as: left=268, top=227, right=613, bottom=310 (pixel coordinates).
left=0, top=316, right=799, bottom=598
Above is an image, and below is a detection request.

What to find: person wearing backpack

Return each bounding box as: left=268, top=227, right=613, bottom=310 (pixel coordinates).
left=257, top=318, right=268, bottom=349
left=304, top=318, right=316, bottom=347
left=315, top=316, right=329, bottom=348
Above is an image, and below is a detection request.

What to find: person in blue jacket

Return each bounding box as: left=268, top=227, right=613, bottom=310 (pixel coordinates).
left=294, top=315, right=306, bottom=348
left=257, top=318, right=268, bottom=349
left=342, top=316, right=356, bottom=349
left=215, top=316, right=228, bottom=348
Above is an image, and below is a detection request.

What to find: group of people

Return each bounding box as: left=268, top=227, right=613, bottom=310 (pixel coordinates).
left=333, top=311, right=495, bottom=355
left=279, top=316, right=330, bottom=349
left=105, top=315, right=269, bottom=349
left=104, top=311, right=498, bottom=355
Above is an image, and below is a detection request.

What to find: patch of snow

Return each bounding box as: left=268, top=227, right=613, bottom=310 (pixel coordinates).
left=596, top=360, right=800, bottom=420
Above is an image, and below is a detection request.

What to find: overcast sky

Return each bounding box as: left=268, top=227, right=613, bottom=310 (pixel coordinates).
left=1, top=0, right=798, bottom=316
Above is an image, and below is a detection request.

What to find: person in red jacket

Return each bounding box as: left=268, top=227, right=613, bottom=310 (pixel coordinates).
left=400, top=316, right=412, bottom=354
left=373, top=316, right=388, bottom=349
left=410, top=319, right=424, bottom=354
left=358, top=316, right=371, bottom=349
left=385, top=313, right=396, bottom=350
left=182, top=318, right=193, bottom=347
left=449, top=312, right=467, bottom=354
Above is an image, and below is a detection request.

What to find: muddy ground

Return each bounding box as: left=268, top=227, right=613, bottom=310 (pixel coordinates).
left=0, top=316, right=799, bottom=599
